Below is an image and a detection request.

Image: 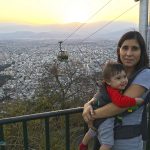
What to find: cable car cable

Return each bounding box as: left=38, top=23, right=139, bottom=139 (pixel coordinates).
left=80, top=3, right=138, bottom=43
left=57, top=2, right=138, bottom=65
left=62, top=0, right=113, bottom=43
left=57, top=0, right=113, bottom=61
left=73, top=3, right=138, bottom=73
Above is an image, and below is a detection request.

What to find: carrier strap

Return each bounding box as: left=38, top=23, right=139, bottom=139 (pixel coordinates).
left=114, top=67, right=150, bottom=140
left=114, top=124, right=141, bottom=139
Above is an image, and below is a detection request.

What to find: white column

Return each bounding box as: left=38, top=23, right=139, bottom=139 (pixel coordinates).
left=138, top=0, right=149, bottom=43
left=148, top=0, right=150, bottom=58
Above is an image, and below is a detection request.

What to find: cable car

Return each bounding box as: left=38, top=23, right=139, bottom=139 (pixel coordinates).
left=57, top=41, right=68, bottom=61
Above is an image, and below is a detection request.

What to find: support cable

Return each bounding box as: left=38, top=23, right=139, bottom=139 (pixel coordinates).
left=80, top=3, right=138, bottom=43
left=73, top=3, right=138, bottom=72
left=62, top=0, right=113, bottom=43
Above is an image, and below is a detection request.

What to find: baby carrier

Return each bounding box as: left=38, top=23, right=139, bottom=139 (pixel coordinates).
left=93, top=67, right=150, bottom=140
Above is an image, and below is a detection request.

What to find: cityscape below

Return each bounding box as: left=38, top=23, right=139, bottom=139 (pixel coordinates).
left=0, top=39, right=117, bottom=100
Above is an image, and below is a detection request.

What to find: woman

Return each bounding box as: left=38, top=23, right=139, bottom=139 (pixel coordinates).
left=82, top=31, right=150, bottom=150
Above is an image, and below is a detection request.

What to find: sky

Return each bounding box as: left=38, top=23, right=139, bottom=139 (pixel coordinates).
left=0, top=0, right=139, bottom=25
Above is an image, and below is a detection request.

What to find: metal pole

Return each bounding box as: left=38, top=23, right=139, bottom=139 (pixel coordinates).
left=22, top=121, right=29, bottom=150
left=147, top=0, right=150, bottom=59
left=59, top=41, right=63, bottom=52
left=45, top=118, right=50, bottom=150
left=138, top=0, right=149, bottom=43
left=65, top=115, right=70, bottom=150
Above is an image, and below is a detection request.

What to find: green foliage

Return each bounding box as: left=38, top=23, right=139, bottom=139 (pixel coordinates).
left=35, top=60, right=98, bottom=109
left=0, top=75, right=12, bottom=87
left=0, top=98, right=85, bottom=150
left=0, top=60, right=102, bottom=149
left=0, top=63, right=13, bottom=88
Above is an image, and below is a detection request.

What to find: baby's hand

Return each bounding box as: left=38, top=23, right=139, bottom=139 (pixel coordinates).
left=135, top=98, right=144, bottom=105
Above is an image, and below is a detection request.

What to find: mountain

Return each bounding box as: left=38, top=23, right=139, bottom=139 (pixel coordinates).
left=0, top=21, right=138, bottom=41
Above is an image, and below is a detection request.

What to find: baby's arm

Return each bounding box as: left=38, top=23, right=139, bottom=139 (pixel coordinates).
left=91, top=84, right=146, bottom=119
left=107, top=87, right=144, bottom=108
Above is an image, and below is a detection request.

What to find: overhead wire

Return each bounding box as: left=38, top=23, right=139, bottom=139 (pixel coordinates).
left=80, top=3, right=138, bottom=43
left=57, top=2, right=139, bottom=73
left=62, top=0, right=113, bottom=43
left=73, top=2, right=139, bottom=73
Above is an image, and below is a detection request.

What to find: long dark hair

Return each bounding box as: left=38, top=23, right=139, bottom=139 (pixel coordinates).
left=117, top=31, right=149, bottom=71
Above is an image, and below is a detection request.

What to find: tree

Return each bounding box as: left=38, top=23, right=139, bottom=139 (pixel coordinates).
left=35, top=59, right=100, bottom=109
left=0, top=63, right=13, bottom=101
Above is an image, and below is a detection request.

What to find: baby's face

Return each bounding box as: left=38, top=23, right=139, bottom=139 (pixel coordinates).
left=107, top=70, right=128, bottom=90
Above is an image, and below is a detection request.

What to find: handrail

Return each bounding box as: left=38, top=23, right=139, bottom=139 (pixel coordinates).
left=0, top=106, right=149, bottom=150
left=0, top=107, right=84, bottom=150
left=0, top=107, right=83, bottom=125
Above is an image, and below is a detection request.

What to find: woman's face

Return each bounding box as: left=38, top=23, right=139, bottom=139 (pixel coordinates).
left=119, top=39, right=141, bottom=68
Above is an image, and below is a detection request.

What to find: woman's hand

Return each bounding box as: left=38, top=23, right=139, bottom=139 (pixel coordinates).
left=82, top=98, right=95, bottom=122
left=82, top=84, right=145, bottom=121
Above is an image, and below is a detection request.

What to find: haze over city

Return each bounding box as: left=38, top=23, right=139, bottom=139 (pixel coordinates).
left=0, top=0, right=139, bottom=34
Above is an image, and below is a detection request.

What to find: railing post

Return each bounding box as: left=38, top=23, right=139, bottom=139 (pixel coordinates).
left=0, top=107, right=83, bottom=150
left=65, top=115, right=70, bottom=150
left=22, top=121, right=29, bottom=150
left=45, top=118, right=50, bottom=150
left=0, top=125, right=5, bottom=150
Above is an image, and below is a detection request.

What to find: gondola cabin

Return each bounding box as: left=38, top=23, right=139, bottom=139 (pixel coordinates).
left=57, top=41, right=69, bottom=61
left=57, top=50, right=68, bottom=61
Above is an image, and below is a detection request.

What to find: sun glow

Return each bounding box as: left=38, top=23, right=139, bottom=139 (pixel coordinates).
left=63, top=9, right=89, bottom=23
left=58, top=0, right=92, bottom=23
left=0, top=0, right=139, bottom=25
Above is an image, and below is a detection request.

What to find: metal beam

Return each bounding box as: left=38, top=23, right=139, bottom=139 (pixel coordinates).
left=138, top=0, right=149, bottom=43
left=148, top=0, right=150, bottom=57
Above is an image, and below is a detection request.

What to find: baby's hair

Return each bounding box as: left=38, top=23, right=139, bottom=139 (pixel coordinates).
left=102, top=61, right=125, bottom=81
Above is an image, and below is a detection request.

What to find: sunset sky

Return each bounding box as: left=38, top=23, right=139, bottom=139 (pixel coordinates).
left=0, top=0, right=139, bottom=25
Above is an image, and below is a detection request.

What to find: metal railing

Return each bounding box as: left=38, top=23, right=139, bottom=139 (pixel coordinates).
left=0, top=107, right=149, bottom=150
left=0, top=107, right=84, bottom=150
